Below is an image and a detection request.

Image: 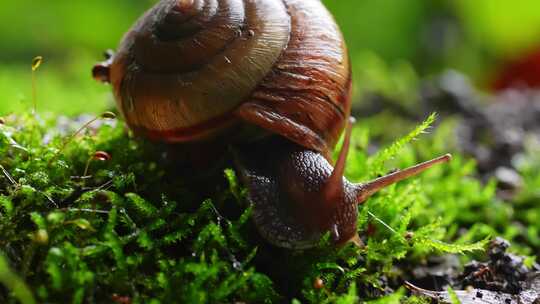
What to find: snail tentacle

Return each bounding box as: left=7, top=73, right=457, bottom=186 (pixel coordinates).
left=322, top=117, right=356, bottom=205
left=353, top=154, right=453, bottom=205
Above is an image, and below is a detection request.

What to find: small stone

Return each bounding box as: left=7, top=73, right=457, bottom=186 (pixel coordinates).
left=494, top=167, right=523, bottom=190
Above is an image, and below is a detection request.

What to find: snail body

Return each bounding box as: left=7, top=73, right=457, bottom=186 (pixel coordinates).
left=94, top=0, right=450, bottom=249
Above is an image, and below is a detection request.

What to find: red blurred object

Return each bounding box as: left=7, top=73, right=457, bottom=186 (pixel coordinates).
left=93, top=151, right=111, bottom=162
left=111, top=294, right=131, bottom=304
left=492, top=44, right=540, bottom=91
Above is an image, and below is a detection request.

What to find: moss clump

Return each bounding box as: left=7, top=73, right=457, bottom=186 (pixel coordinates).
left=0, top=113, right=537, bottom=303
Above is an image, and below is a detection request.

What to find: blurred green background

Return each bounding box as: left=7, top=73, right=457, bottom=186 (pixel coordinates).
left=1, top=0, right=540, bottom=116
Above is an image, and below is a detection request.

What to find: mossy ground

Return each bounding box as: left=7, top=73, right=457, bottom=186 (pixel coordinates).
left=0, top=111, right=539, bottom=303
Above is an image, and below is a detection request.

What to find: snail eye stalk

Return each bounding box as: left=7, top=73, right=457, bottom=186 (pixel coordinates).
left=323, top=117, right=356, bottom=204
left=354, top=154, right=452, bottom=204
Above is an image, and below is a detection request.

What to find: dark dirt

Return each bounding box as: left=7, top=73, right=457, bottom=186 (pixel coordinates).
left=423, top=72, right=540, bottom=177
left=459, top=238, right=534, bottom=293
left=407, top=238, right=540, bottom=303
left=458, top=238, right=540, bottom=294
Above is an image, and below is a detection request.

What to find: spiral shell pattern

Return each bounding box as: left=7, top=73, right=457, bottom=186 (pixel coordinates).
left=109, top=0, right=351, bottom=154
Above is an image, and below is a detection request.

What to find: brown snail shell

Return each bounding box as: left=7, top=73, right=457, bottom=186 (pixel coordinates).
left=97, top=0, right=351, bottom=158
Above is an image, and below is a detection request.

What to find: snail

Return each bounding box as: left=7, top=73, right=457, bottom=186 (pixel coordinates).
left=93, top=0, right=451, bottom=249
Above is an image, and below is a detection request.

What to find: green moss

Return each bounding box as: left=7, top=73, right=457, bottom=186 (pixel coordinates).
left=0, top=113, right=538, bottom=303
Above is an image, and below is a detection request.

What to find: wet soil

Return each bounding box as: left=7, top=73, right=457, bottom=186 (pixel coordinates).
left=407, top=238, right=540, bottom=303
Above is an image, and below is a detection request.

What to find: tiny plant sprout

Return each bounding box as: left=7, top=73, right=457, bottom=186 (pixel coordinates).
left=48, top=112, right=116, bottom=166
left=31, top=56, right=43, bottom=114
left=31, top=56, right=43, bottom=71
left=101, top=111, right=117, bottom=120
left=83, top=151, right=112, bottom=177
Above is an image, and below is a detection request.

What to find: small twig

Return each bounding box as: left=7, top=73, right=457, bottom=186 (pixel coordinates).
left=81, top=179, right=114, bottom=193
left=0, top=164, right=18, bottom=186
left=208, top=204, right=231, bottom=227
left=94, top=179, right=114, bottom=191
left=48, top=117, right=100, bottom=165
left=60, top=208, right=110, bottom=214
left=70, top=175, right=93, bottom=181
left=48, top=112, right=116, bottom=166
left=404, top=281, right=432, bottom=293
left=207, top=204, right=245, bottom=271
left=367, top=211, right=399, bottom=235
left=40, top=191, right=58, bottom=208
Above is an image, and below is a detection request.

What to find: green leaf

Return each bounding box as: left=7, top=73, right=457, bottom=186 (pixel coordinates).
left=126, top=192, right=158, bottom=216
left=65, top=219, right=95, bottom=231
left=369, top=113, right=436, bottom=177
left=0, top=253, right=36, bottom=304
left=414, top=237, right=489, bottom=254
